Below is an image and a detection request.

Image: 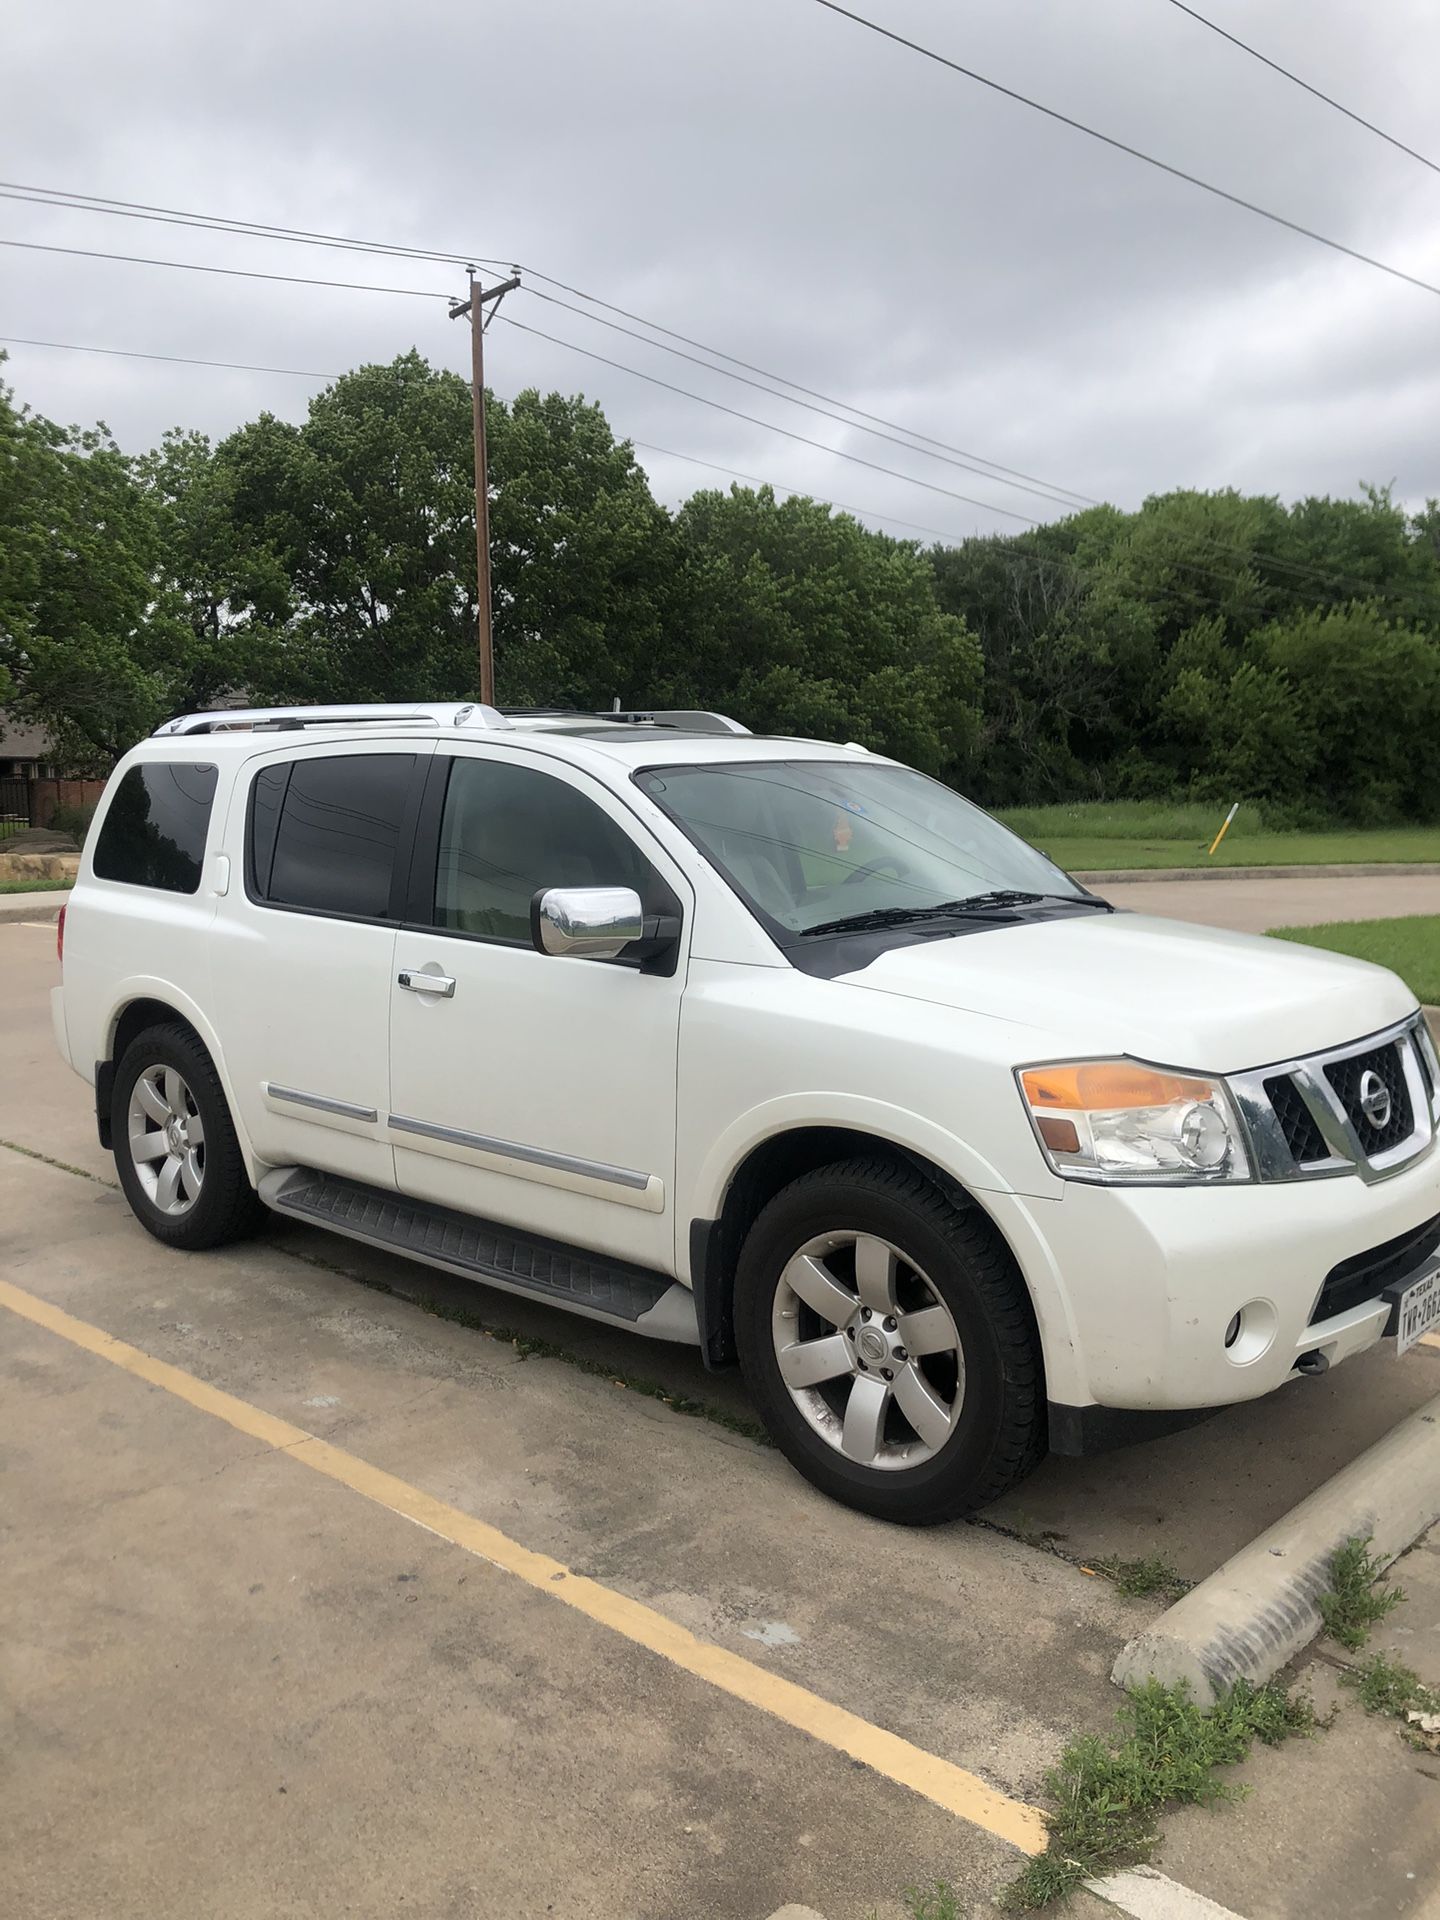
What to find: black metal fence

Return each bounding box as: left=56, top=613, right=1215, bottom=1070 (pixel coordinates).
left=0, top=776, right=31, bottom=838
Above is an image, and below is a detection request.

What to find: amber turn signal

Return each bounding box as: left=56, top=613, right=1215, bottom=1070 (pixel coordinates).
left=1035, top=1113, right=1081, bottom=1154
left=1020, top=1062, right=1215, bottom=1113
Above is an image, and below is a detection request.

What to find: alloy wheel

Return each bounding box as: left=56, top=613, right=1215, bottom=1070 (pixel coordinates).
left=127, top=1064, right=206, bottom=1216
left=770, top=1230, right=965, bottom=1470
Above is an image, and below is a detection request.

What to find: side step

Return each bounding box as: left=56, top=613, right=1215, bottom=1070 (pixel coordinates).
left=257, top=1167, right=700, bottom=1346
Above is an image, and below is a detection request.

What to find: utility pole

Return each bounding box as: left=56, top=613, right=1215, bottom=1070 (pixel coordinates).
left=450, top=268, right=520, bottom=706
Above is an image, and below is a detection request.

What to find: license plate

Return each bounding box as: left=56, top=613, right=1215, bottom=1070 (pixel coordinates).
left=1389, top=1261, right=1440, bottom=1357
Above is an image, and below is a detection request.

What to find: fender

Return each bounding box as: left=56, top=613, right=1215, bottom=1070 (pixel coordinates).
left=683, top=1090, right=1090, bottom=1405
left=100, top=977, right=263, bottom=1181
left=689, top=1090, right=1020, bottom=1229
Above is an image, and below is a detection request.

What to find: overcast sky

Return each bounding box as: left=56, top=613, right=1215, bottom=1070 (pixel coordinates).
left=5, top=0, right=1439, bottom=545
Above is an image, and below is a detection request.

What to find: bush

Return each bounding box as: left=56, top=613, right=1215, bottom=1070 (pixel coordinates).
left=46, top=802, right=96, bottom=843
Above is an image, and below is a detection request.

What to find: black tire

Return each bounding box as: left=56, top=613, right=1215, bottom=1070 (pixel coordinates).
left=735, top=1158, right=1045, bottom=1525
left=112, top=1022, right=266, bottom=1250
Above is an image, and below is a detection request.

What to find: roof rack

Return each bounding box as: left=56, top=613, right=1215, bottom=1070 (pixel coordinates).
left=153, top=702, right=512, bottom=736
left=607, top=709, right=750, bottom=735
left=500, top=708, right=749, bottom=735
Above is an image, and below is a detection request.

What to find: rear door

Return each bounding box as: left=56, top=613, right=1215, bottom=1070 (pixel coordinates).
left=212, top=740, right=432, bottom=1189
left=388, top=746, right=691, bottom=1270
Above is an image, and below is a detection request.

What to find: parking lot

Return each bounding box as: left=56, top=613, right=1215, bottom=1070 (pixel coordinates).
left=5, top=912, right=1440, bottom=1920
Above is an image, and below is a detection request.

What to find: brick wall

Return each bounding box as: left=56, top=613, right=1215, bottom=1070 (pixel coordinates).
left=28, top=777, right=107, bottom=828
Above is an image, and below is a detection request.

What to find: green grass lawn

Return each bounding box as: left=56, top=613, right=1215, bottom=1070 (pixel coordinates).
left=0, top=876, right=73, bottom=894
left=992, top=801, right=1440, bottom=873
left=1268, top=916, right=1440, bottom=1004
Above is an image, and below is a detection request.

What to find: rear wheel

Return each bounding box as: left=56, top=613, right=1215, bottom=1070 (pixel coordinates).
left=735, top=1159, right=1045, bottom=1524
left=112, top=1023, right=265, bottom=1250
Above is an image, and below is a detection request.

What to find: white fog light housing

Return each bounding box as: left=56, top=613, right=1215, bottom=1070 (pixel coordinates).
left=1018, top=1059, right=1250, bottom=1184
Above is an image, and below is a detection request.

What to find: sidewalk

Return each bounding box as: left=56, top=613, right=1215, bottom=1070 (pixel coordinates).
left=0, top=889, right=69, bottom=924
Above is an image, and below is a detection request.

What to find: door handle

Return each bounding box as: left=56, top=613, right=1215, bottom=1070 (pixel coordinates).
left=397, top=970, right=456, bottom=998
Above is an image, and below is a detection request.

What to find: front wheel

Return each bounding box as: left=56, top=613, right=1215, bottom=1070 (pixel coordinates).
left=735, top=1159, right=1045, bottom=1525
left=112, top=1022, right=266, bottom=1250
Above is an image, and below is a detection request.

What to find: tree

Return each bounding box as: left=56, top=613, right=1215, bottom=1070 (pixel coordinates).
left=1249, top=604, right=1440, bottom=821
left=215, top=357, right=672, bottom=712
left=488, top=387, right=671, bottom=708
left=659, top=487, right=982, bottom=775
left=0, top=368, right=195, bottom=769
left=217, top=354, right=476, bottom=704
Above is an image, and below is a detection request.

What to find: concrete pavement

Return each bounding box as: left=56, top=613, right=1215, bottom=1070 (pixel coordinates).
left=1099, top=870, right=1440, bottom=935
left=7, top=917, right=1440, bottom=1918
left=0, top=887, right=68, bottom=923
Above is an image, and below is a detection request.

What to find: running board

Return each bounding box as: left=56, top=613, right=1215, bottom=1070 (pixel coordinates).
left=257, top=1167, right=700, bottom=1345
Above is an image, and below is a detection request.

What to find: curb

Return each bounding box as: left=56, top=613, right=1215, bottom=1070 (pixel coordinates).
left=1074, top=863, right=1440, bottom=884
left=1113, top=1389, right=1440, bottom=1703
left=0, top=890, right=69, bottom=924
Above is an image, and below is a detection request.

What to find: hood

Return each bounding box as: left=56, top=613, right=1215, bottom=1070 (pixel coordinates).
left=835, top=911, right=1419, bottom=1073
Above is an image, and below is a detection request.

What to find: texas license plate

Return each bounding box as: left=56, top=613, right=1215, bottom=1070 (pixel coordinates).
left=1389, top=1261, right=1440, bottom=1357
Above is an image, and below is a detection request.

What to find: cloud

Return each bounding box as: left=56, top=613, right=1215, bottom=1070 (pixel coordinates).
left=5, top=0, right=1438, bottom=538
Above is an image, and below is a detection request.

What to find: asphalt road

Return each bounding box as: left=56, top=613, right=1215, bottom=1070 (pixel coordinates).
left=5, top=920, right=1440, bottom=1920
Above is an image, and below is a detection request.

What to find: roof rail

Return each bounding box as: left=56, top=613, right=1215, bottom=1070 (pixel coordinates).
left=599, top=709, right=751, bottom=736
left=153, top=702, right=512, bottom=736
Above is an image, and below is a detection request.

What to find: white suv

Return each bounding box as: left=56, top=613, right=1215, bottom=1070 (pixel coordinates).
left=53, top=703, right=1440, bottom=1523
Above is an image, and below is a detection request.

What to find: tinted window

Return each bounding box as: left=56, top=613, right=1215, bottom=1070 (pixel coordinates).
left=434, top=757, right=660, bottom=943
left=249, top=763, right=289, bottom=898
left=258, top=754, right=415, bottom=919
left=93, top=762, right=218, bottom=894
left=636, top=760, right=1083, bottom=935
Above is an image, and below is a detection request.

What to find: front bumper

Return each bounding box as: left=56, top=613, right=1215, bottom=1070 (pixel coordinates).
left=996, top=1140, right=1440, bottom=1413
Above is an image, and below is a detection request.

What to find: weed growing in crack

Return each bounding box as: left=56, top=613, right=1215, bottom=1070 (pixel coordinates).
left=1090, top=1552, right=1191, bottom=1601
left=1320, top=1536, right=1404, bottom=1651
left=1001, top=1678, right=1319, bottom=1910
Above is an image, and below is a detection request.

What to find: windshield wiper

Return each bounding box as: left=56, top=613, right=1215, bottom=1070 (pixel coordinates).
left=800, top=889, right=1110, bottom=938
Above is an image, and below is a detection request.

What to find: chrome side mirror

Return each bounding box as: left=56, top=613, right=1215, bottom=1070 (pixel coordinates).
left=530, top=886, right=644, bottom=960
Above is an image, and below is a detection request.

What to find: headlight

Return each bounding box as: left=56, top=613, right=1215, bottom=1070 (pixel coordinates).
left=1017, top=1059, right=1250, bottom=1184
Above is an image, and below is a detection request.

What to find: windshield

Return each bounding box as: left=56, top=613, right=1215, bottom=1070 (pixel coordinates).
left=635, top=760, right=1086, bottom=937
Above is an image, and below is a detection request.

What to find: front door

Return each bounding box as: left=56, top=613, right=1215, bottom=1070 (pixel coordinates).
left=388, top=747, right=691, bottom=1271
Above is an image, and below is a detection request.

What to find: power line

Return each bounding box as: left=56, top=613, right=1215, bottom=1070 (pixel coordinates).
left=0, top=236, right=449, bottom=299
left=525, top=286, right=1087, bottom=512
left=0, top=325, right=972, bottom=542
left=4, top=314, right=1413, bottom=608
left=8, top=177, right=1434, bottom=601
left=5, top=323, right=1429, bottom=620
left=631, top=440, right=965, bottom=542
left=499, top=311, right=1437, bottom=608
left=804, top=0, right=1440, bottom=301
left=0, top=335, right=337, bottom=379
left=520, top=269, right=1096, bottom=506
left=4, top=192, right=1423, bottom=603
left=493, top=311, right=1041, bottom=526
left=0, top=182, right=507, bottom=272
left=1161, top=0, right=1440, bottom=177
left=0, top=177, right=1096, bottom=507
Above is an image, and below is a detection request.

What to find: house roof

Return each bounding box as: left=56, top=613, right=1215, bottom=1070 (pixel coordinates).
left=0, top=716, right=56, bottom=759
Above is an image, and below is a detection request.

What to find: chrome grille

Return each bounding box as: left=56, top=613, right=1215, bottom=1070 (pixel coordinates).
left=1262, top=1073, right=1329, bottom=1165
left=1324, top=1042, right=1413, bottom=1154
left=1230, top=1013, right=1438, bottom=1185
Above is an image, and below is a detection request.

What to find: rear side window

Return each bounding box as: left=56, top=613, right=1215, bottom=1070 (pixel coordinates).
left=249, top=754, right=415, bottom=920
left=92, top=762, right=218, bottom=894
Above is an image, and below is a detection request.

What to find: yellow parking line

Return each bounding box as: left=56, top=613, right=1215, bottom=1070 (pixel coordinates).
left=0, top=1274, right=1046, bottom=1856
